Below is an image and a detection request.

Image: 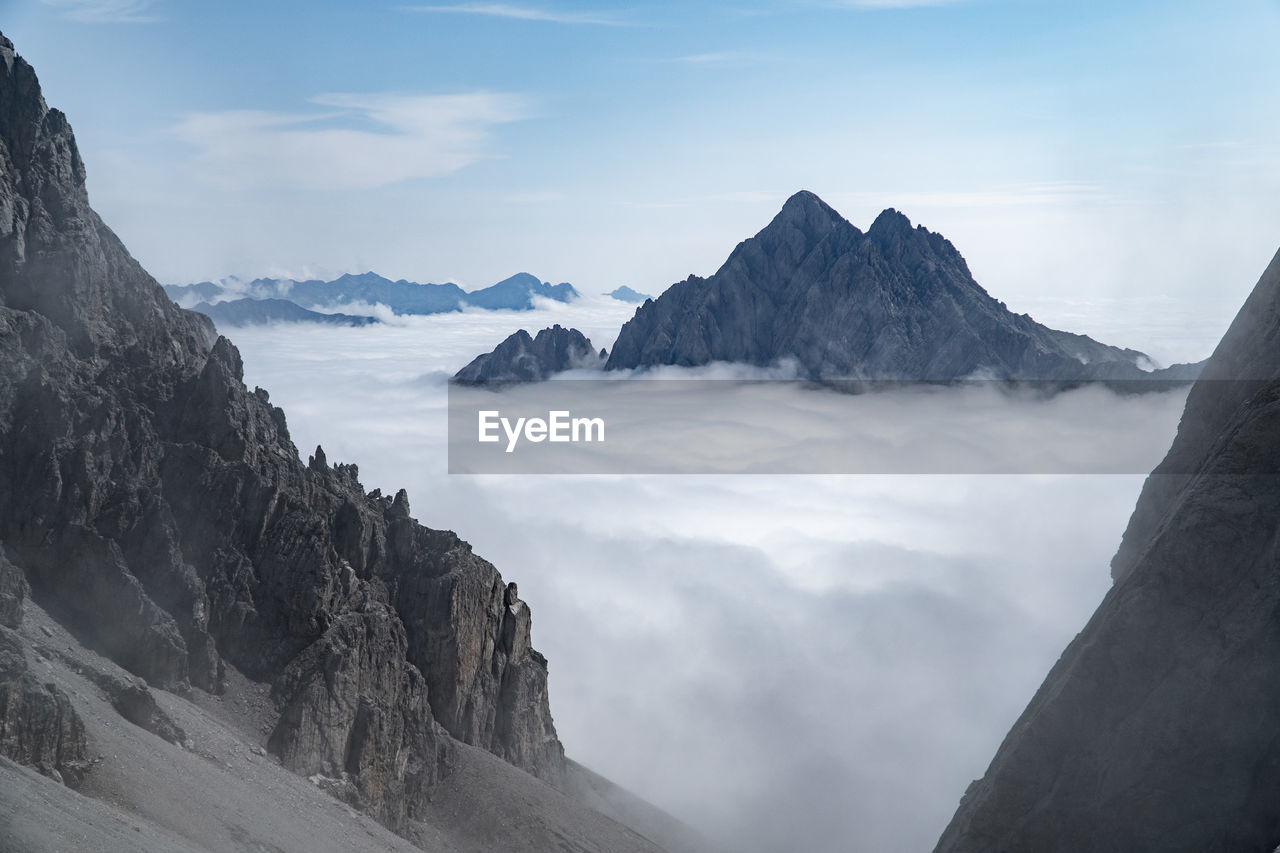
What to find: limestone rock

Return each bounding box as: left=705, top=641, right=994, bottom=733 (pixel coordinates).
left=0, top=629, right=88, bottom=786
left=0, top=550, right=26, bottom=629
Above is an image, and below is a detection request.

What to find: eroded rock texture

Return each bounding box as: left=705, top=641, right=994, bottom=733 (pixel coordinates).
left=0, top=553, right=88, bottom=786
left=0, top=32, right=563, bottom=827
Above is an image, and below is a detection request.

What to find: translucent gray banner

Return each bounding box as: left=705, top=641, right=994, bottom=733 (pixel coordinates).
left=446, top=378, right=1231, bottom=474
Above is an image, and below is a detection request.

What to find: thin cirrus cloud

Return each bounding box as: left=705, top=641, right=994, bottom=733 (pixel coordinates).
left=172, top=92, right=532, bottom=192
left=40, top=0, right=159, bottom=23
left=839, top=0, right=967, bottom=8
left=402, top=3, right=631, bottom=26
left=662, top=52, right=762, bottom=65
left=835, top=182, right=1119, bottom=210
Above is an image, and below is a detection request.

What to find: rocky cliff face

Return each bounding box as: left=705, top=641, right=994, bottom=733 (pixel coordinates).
left=454, top=324, right=603, bottom=384
left=0, top=31, right=562, bottom=831
left=606, top=191, right=1197, bottom=381
left=0, top=553, right=89, bottom=787
left=933, top=246, right=1280, bottom=852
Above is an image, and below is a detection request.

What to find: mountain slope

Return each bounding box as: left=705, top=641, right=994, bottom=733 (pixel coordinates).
left=0, top=30, right=678, bottom=852
left=606, top=191, right=1196, bottom=381
left=0, top=597, right=673, bottom=853
left=933, top=245, right=1280, bottom=852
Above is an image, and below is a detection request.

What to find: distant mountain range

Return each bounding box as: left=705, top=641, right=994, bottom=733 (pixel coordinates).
left=166, top=271, right=579, bottom=326
left=193, top=298, right=379, bottom=327
left=605, top=191, right=1203, bottom=381
left=607, top=286, right=652, bottom=303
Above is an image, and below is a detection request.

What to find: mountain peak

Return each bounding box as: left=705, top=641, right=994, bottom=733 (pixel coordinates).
left=454, top=325, right=601, bottom=384
left=493, top=272, right=543, bottom=288
left=775, top=190, right=841, bottom=228
left=607, top=193, right=1166, bottom=380
left=868, top=207, right=915, bottom=238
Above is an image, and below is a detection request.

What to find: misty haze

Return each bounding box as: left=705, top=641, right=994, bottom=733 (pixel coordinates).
left=221, top=298, right=1196, bottom=852
left=5, top=3, right=1280, bottom=853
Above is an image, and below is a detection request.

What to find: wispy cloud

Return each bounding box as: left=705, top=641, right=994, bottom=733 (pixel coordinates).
left=502, top=190, right=567, bottom=204
left=839, top=0, right=967, bottom=8
left=626, top=184, right=1118, bottom=213
left=662, top=52, right=759, bottom=65
left=174, top=92, right=532, bottom=191
left=840, top=182, right=1120, bottom=209
left=40, top=0, right=159, bottom=23
left=403, top=3, right=631, bottom=26
left=619, top=190, right=790, bottom=210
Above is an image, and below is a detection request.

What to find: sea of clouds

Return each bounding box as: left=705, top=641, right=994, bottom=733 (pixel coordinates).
left=224, top=292, right=1216, bottom=853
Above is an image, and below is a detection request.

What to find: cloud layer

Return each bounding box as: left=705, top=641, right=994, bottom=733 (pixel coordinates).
left=219, top=297, right=1182, bottom=852
left=174, top=92, right=531, bottom=191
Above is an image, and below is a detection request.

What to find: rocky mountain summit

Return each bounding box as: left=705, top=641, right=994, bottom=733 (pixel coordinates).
left=0, top=31, right=689, bottom=853
left=606, top=191, right=1201, bottom=381
left=933, top=246, right=1280, bottom=851
left=454, top=324, right=604, bottom=385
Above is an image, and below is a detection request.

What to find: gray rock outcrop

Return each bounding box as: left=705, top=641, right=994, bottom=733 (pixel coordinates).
left=933, top=246, right=1280, bottom=851
left=606, top=191, right=1201, bottom=381
left=0, top=552, right=88, bottom=787
left=453, top=324, right=603, bottom=384
left=0, top=29, right=563, bottom=833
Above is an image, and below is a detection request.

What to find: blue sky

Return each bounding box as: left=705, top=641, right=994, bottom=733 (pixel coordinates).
left=6, top=0, right=1280, bottom=355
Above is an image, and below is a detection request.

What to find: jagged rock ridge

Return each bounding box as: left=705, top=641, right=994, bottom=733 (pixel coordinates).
left=606, top=191, right=1201, bottom=381
left=0, top=30, right=563, bottom=833
left=454, top=324, right=604, bottom=384
left=933, top=246, right=1280, bottom=852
